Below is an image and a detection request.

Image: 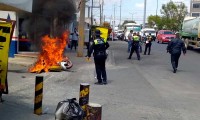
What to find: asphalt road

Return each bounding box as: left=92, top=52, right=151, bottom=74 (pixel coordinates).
left=1, top=41, right=200, bottom=120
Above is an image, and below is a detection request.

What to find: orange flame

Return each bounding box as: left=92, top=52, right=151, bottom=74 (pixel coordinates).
left=29, top=31, right=69, bottom=73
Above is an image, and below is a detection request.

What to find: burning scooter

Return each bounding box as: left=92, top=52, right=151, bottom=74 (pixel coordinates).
left=29, top=31, right=73, bottom=73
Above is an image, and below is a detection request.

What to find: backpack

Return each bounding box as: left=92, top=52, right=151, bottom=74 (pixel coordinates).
left=55, top=98, right=84, bottom=120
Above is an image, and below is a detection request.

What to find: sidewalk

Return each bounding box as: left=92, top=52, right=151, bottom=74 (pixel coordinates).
left=8, top=48, right=114, bottom=68
left=8, top=50, right=87, bottom=67
left=8, top=53, right=38, bottom=67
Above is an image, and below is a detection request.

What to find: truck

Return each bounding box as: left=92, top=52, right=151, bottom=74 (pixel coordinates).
left=181, top=17, right=200, bottom=49
left=140, top=28, right=156, bottom=41
left=123, top=23, right=142, bottom=41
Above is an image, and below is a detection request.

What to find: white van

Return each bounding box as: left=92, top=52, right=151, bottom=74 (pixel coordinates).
left=140, top=28, right=156, bottom=41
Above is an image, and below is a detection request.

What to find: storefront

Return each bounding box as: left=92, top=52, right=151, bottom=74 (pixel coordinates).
left=0, top=0, right=33, bottom=57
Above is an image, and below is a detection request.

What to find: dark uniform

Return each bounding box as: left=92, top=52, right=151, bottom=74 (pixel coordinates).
left=167, top=32, right=186, bottom=73
left=88, top=30, right=110, bottom=85
left=128, top=33, right=140, bottom=60
left=137, top=32, right=142, bottom=53
left=144, top=33, right=152, bottom=55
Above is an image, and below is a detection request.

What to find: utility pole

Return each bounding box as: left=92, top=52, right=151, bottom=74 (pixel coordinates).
left=129, top=12, right=134, bottom=20
left=156, top=0, right=158, bottom=16
left=155, top=0, right=158, bottom=30
left=91, top=0, right=94, bottom=25
left=112, top=4, right=116, bottom=41
left=114, top=4, right=115, bottom=27
left=102, top=0, right=104, bottom=24
left=77, top=0, right=86, bottom=57
left=143, top=0, right=147, bottom=29
left=100, top=0, right=102, bottom=25
left=120, top=0, right=122, bottom=26
left=88, top=6, right=90, bottom=18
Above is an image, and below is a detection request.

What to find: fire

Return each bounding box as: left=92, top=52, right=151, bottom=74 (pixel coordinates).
left=29, top=31, right=69, bottom=73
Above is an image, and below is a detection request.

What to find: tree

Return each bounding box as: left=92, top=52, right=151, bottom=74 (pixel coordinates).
left=160, top=1, right=188, bottom=31
left=147, top=15, right=163, bottom=30
left=103, top=21, right=111, bottom=28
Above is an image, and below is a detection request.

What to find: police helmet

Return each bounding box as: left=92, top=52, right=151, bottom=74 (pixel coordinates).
left=95, top=29, right=101, bottom=36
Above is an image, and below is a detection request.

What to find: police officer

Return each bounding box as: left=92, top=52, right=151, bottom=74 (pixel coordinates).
left=88, top=30, right=110, bottom=85
left=167, top=32, right=186, bottom=73
left=128, top=32, right=140, bottom=60
left=144, top=33, right=152, bottom=55
left=137, top=32, right=142, bottom=53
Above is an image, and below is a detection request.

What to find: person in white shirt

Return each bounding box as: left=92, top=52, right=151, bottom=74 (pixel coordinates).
left=70, top=28, right=79, bottom=50
left=127, top=30, right=133, bottom=52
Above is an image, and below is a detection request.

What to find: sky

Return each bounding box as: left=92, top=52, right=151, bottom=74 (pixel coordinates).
left=91, top=0, right=191, bottom=25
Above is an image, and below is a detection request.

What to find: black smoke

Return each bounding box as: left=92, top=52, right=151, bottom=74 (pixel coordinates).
left=23, top=0, right=77, bottom=51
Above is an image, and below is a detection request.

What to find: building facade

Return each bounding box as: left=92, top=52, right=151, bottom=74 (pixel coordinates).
left=1, top=1, right=79, bottom=57
left=190, top=0, right=200, bottom=17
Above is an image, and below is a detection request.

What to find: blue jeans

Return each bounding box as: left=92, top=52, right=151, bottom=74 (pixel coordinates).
left=128, top=41, right=133, bottom=52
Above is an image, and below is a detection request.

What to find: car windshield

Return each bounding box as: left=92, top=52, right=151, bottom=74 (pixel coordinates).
left=164, top=31, right=173, bottom=34
left=133, top=26, right=141, bottom=32
left=126, top=27, right=133, bottom=30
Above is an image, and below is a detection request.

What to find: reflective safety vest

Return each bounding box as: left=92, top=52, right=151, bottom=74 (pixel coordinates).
left=94, top=38, right=107, bottom=45
left=133, top=35, right=139, bottom=41
left=147, top=35, right=152, bottom=41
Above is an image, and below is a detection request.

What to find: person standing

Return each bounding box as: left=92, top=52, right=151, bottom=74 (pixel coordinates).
left=144, top=33, right=152, bottom=55
left=127, top=30, right=133, bottom=52
left=70, top=28, right=79, bottom=50
left=167, top=32, right=186, bottom=73
left=85, top=27, right=92, bottom=57
left=128, top=32, right=140, bottom=60
left=137, top=32, right=142, bottom=53
left=88, top=30, right=110, bottom=85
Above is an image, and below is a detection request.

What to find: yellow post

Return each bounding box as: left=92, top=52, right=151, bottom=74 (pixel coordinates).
left=77, top=0, right=86, bottom=57
left=79, top=83, right=90, bottom=119
left=34, top=76, right=43, bottom=115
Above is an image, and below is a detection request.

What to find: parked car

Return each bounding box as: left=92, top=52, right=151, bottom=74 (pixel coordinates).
left=156, top=30, right=175, bottom=43
left=116, top=30, right=124, bottom=40
left=108, top=31, right=118, bottom=41
left=116, top=30, right=123, bottom=37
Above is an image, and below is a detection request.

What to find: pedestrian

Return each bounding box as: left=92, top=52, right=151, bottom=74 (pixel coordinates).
left=127, top=30, right=133, bottom=52
left=167, top=32, right=186, bottom=73
left=70, top=28, right=79, bottom=51
left=85, top=26, right=92, bottom=57
left=0, top=79, right=4, bottom=102
left=128, top=32, right=140, bottom=60
left=144, top=33, right=153, bottom=55
left=137, top=32, right=142, bottom=53
left=88, top=29, right=110, bottom=85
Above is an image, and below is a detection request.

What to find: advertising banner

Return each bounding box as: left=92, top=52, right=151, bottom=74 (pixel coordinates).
left=96, top=27, right=108, bottom=40
left=0, top=22, right=12, bottom=93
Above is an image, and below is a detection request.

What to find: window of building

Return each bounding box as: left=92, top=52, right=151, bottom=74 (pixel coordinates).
left=193, top=3, right=200, bottom=8
left=192, top=13, right=200, bottom=17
